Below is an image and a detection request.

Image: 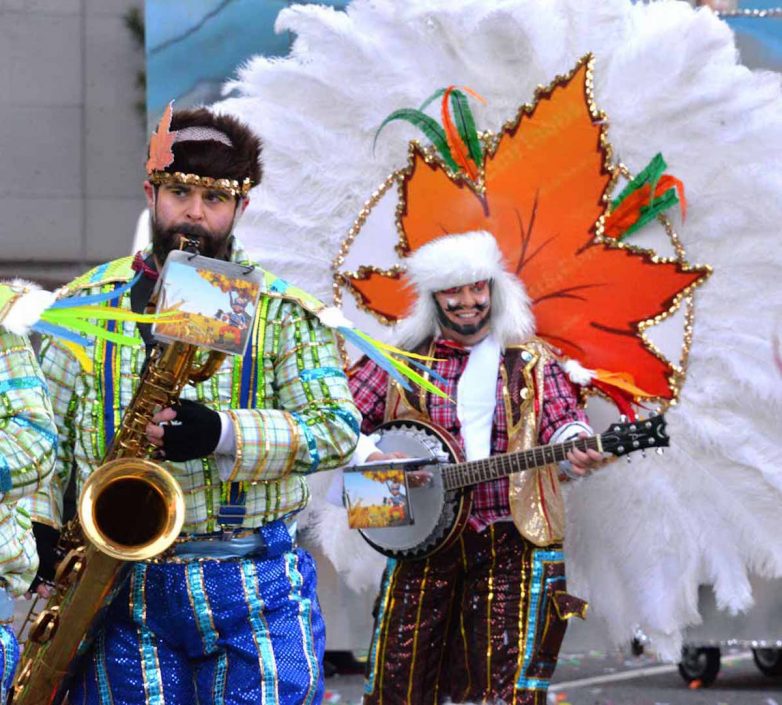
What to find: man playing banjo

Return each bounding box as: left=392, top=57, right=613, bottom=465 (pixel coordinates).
left=349, top=229, right=603, bottom=705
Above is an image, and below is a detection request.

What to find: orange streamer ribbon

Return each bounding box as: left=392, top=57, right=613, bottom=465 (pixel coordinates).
left=594, top=369, right=654, bottom=398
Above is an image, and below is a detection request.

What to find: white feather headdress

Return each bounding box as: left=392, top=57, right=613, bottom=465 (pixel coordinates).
left=215, top=0, right=782, bottom=659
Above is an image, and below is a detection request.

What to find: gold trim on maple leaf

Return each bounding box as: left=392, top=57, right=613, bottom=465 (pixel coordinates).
left=332, top=54, right=712, bottom=407
left=338, top=266, right=407, bottom=325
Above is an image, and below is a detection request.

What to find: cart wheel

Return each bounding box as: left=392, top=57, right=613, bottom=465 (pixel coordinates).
left=678, top=646, right=721, bottom=687
left=752, top=648, right=782, bottom=677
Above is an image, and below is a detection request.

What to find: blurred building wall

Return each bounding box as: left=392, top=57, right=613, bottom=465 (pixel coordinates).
left=0, top=0, right=146, bottom=287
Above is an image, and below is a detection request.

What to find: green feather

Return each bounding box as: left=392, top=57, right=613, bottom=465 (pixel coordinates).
left=612, top=153, right=667, bottom=208
left=418, top=88, right=446, bottom=112
left=374, top=108, right=459, bottom=172
left=620, top=189, right=679, bottom=240
left=611, top=153, right=681, bottom=240
left=450, top=89, right=483, bottom=166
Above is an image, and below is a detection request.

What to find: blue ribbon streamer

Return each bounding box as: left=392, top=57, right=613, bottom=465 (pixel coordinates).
left=48, top=272, right=141, bottom=309
left=31, top=321, right=92, bottom=347
left=338, top=327, right=412, bottom=391
left=402, top=356, right=448, bottom=385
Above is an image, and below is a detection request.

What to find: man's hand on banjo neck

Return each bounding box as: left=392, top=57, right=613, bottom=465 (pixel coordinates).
left=367, top=432, right=604, bottom=484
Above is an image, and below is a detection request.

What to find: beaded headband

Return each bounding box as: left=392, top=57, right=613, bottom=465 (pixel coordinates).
left=146, top=101, right=254, bottom=197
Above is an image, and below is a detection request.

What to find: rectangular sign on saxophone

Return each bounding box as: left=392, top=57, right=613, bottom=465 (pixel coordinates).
left=152, top=251, right=263, bottom=355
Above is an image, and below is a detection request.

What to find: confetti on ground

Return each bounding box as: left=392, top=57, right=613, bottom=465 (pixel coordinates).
left=688, top=678, right=702, bottom=689
left=323, top=691, right=341, bottom=703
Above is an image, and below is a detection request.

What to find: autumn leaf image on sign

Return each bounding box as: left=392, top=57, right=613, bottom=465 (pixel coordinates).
left=343, top=468, right=413, bottom=529
left=335, top=56, right=710, bottom=411
left=153, top=252, right=263, bottom=355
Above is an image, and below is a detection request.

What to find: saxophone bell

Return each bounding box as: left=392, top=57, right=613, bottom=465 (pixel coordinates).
left=79, top=458, right=186, bottom=562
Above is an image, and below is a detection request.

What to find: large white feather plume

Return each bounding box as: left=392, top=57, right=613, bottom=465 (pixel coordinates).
left=214, top=0, right=782, bottom=660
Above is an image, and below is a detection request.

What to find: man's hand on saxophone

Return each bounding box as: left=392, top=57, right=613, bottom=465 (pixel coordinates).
left=146, top=399, right=222, bottom=462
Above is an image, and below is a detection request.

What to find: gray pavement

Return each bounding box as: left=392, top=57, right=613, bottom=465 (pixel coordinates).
left=324, top=647, right=781, bottom=705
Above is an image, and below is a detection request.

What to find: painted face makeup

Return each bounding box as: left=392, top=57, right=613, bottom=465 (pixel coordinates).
left=433, top=280, right=492, bottom=344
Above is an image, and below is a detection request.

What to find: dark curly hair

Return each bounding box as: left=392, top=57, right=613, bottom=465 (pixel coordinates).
left=152, top=107, right=263, bottom=187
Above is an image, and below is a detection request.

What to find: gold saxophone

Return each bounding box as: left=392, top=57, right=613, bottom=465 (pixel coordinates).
left=10, top=341, right=225, bottom=705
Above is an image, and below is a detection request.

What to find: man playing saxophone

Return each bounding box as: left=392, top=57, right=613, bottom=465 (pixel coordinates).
left=0, top=282, right=57, bottom=702
left=33, top=106, right=360, bottom=705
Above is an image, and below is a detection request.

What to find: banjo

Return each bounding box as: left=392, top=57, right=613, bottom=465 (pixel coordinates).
left=355, top=415, right=668, bottom=560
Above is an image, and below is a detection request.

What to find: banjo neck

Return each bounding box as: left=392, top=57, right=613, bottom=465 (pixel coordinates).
left=440, top=435, right=602, bottom=491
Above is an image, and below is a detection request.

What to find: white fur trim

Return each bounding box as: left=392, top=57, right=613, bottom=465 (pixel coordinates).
left=563, top=359, right=596, bottom=386
left=317, top=305, right=353, bottom=330
left=405, top=230, right=507, bottom=293
left=1, top=280, right=55, bottom=335
left=393, top=231, right=536, bottom=348
left=131, top=209, right=151, bottom=255
left=393, top=266, right=535, bottom=349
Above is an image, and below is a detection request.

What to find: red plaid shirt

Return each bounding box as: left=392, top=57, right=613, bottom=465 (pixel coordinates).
left=349, top=339, right=587, bottom=530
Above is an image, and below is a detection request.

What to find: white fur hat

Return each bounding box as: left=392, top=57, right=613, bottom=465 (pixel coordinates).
left=393, top=230, right=536, bottom=348
left=404, top=230, right=508, bottom=293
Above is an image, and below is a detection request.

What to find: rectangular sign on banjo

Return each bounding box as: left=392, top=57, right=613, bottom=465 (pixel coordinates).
left=343, top=466, right=415, bottom=529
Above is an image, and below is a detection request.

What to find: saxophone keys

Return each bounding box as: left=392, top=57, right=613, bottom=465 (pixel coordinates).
left=54, top=546, right=86, bottom=587
left=28, top=605, right=60, bottom=644
left=11, top=659, right=33, bottom=691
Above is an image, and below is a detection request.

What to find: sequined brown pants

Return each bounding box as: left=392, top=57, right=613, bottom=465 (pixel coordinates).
left=363, top=523, right=585, bottom=705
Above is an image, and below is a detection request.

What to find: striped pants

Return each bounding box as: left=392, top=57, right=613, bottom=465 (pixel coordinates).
left=363, top=523, right=586, bottom=705
left=69, top=546, right=325, bottom=705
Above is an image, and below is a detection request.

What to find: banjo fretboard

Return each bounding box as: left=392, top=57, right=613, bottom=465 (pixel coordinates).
left=440, top=436, right=602, bottom=490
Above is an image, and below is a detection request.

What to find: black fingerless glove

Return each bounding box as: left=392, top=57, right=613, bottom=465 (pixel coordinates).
left=162, top=399, right=221, bottom=462
left=29, top=522, right=61, bottom=592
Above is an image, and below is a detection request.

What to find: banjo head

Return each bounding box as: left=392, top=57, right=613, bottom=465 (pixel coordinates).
left=359, top=419, right=468, bottom=560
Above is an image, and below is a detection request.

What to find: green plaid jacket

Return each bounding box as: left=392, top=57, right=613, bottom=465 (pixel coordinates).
left=34, top=243, right=359, bottom=535
left=0, top=331, right=56, bottom=596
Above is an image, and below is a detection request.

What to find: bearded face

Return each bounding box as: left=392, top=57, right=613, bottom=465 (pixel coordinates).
left=432, top=280, right=492, bottom=344
left=148, top=183, right=239, bottom=263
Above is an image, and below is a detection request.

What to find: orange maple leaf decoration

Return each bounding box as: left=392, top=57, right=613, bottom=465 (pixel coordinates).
left=145, top=101, right=177, bottom=174
left=345, top=57, right=710, bottom=401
